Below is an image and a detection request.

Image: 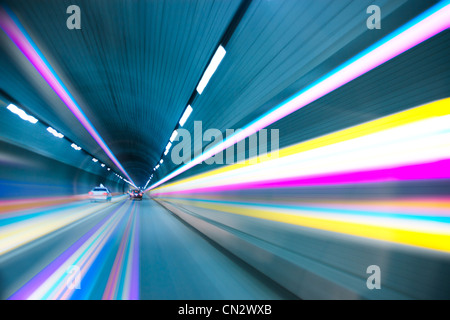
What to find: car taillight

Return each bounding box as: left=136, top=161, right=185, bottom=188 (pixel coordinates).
left=89, top=191, right=93, bottom=195
left=103, top=193, right=107, bottom=195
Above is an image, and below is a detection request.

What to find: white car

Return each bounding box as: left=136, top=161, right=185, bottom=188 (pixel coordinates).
left=89, top=186, right=112, bottom=202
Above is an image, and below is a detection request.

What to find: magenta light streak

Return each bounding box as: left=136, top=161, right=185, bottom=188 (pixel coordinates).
left=148, top=2, right=450, bottom=191
left=0, top=7, right=135, bottom=185
left=152, top=159, right=450, bottom=196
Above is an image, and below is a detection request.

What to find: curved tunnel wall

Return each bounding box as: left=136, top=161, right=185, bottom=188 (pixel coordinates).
left=0, top=140, right=125, bottom=200
left=0, top=102, right=127, bottom=200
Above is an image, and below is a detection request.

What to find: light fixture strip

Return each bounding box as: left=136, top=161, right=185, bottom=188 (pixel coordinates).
left=196, top=45, right=226, bottom=95
left=169, top=130, right=178, bottom=142
left=179, top=105, right=193, bottom=127
left=6, top=104, right=38, bottom=124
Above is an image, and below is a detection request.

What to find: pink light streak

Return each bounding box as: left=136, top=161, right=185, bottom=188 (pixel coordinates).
left=152, top=159, right=450, bottom=196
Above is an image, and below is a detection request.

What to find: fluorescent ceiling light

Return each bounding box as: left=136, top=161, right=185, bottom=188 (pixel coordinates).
left=169, top=130, right=178, bottom=142
left=164, top=149, right=169, bottom=156
left=101, top=164, right=105, bottom=167
left=47, top=127, right=64, bottom=138
left=92, top=158, right=98, bottom=162
left=107, top=168, right=110, bottom=171
left=155, top=164, right=160, bottom=169
left=179, top=105, right=193, bottom=127
left=160, top=159, right=164, bottom=164
left=71, top=143, right=81, bottom=151
left=146, top=1, right=450, bottom=191
left=196, top=45, right=226, bottom=95
left=6, top=104, right=38, bottom=124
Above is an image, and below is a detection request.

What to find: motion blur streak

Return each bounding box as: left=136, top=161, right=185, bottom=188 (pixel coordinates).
left=102, top=202, right=139, bottom=300
left=148, top=1, right=450, bottom=190
left=0, top=196, right=125, bottom=256
left=9, top=200, right=139, bottom=300
left=152, top=98, right=450, bottom=193
left=152, top=98, right=450, bottom=252
left=0, top=195, right=90, bottom=214
left=4, top=197, right=289, bottom=300
left=0, top=6, right=134, bottom=185
left=158, top=197, right=450, bottom=253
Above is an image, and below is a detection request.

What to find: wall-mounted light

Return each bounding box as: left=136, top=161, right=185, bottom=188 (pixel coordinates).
left=71, top=143, right=81, bottom=151
left=47, top=127, right=64, bottom=138
left=6, top=104, right=38, bottom=124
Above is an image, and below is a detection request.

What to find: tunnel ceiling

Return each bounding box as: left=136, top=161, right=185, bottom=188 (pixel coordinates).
left=0, top=0, right=440, bottom=187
